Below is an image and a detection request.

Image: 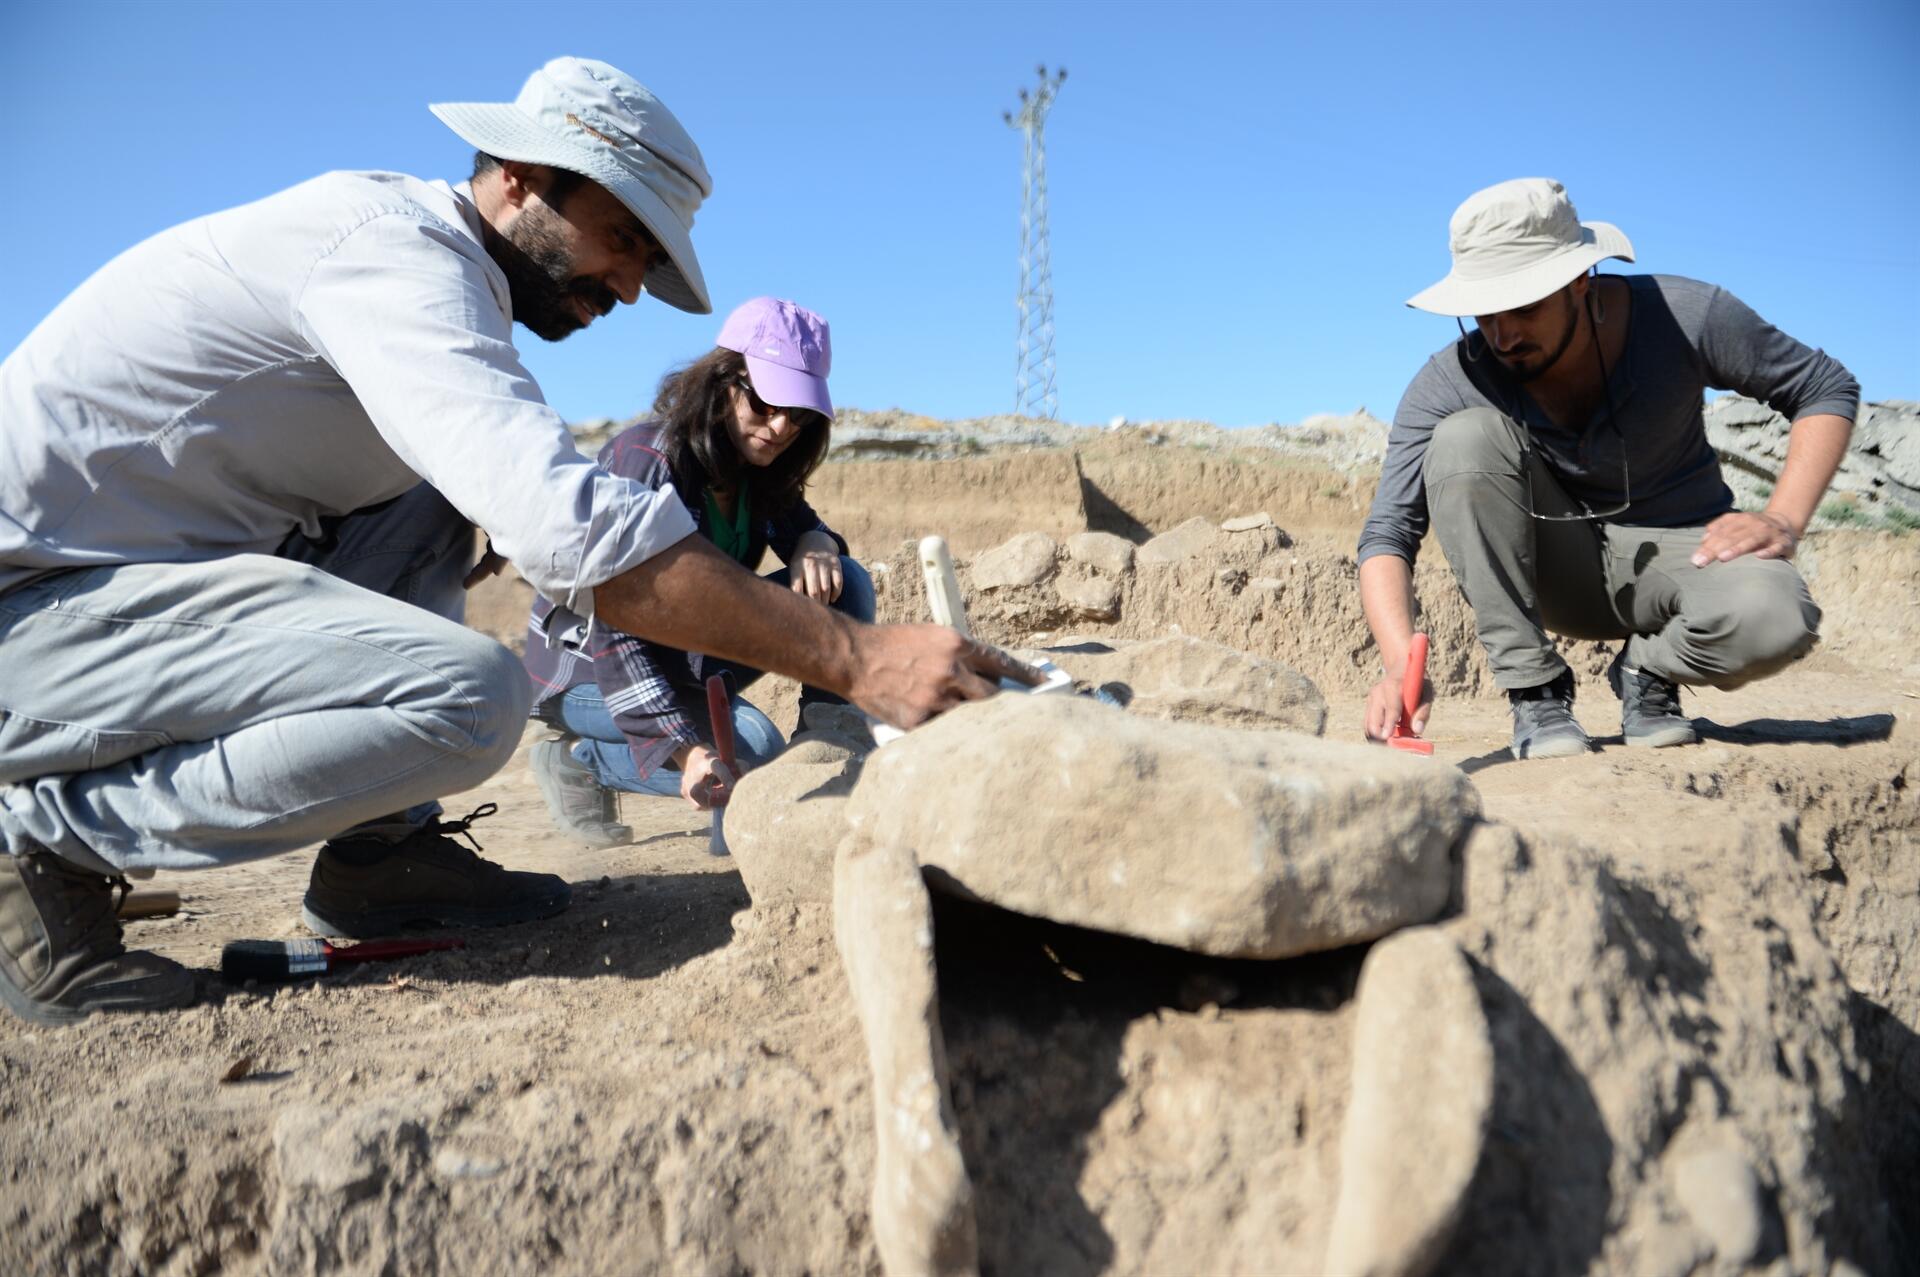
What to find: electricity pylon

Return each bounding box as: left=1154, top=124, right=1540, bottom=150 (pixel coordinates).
left=1002, top=65, right=1065, bottom=420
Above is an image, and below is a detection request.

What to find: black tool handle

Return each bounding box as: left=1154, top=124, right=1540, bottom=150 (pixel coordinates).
left=221, top=939, right=334, bottom=983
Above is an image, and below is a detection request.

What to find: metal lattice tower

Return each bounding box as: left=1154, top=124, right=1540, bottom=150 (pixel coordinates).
left=1003, top=65, right=1066, bottom=419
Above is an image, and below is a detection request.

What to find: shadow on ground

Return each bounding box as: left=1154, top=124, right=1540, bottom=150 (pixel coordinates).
left=1456, top=710, right=1898, bottom=776
left=1846, top=989, right=1920, bottom=1275
left=1695, top=712, right=1895, bottom=747
left=1436, top=959, right=1613, bottom=1276
left=1458, top=747, right=1518, bottom=775
left=194, top=868, right=748, bottom=1003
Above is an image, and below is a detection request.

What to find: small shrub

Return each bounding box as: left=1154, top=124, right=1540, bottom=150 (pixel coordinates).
left=1884, top=505, right=1920, bottom=535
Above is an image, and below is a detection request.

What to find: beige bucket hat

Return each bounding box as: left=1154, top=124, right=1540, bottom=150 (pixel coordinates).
left=1407, top=178, right=1634, bottom=317
left=432, top=57, right=714, bottom=314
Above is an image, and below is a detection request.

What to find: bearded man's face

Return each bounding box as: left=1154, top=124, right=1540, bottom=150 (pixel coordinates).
left=1476, top=286, right=1583, bottom=383
left=496, top=198, right=622, bottom=343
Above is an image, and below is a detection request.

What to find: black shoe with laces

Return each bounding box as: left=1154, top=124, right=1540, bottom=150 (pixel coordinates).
left=300, top=804, right=572, bottom=939
left=0, top=849, right=195, bottom=1026
left=1608, top=647, right=1698, bottom=748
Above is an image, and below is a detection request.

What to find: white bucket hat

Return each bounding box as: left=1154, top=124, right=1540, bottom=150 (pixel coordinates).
left=431, top=57, right=714, bottom=314
left=1407, top=178, right=1634, bottom=317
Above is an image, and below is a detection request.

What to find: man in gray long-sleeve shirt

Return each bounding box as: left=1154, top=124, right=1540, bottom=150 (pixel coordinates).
left=0, top=58, right=1029, bottom=1026
left=1358, top=178, right=1857, bottom=759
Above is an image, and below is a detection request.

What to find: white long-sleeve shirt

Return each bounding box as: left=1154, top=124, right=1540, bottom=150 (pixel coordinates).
left=0, top=171, right=695, bottom=611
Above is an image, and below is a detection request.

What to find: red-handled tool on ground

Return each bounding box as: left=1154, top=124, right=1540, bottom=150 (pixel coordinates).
left=220, top=937, right=465, bottom=984
left=1387, top=632, right=1435, bottom=755
left=705, top=674, right=738, bottom=856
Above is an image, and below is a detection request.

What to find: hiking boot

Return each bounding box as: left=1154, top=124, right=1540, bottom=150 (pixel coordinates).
left=1507, top=670, right=1595, bottom=760
left=0, top=849, right=194, bottom=1026
left=529, top=737, right=632, bottom=848
left=301, top=804, right=572, bottom=938
left=1608, top=647, right=1698, bottom=748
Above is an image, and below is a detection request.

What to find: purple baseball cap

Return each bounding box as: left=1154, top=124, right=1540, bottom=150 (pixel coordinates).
left=715, top=297, right=834, bottom=420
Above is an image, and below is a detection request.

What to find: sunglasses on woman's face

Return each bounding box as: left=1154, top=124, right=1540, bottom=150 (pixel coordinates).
left=731, top=377, right=824, bottom=432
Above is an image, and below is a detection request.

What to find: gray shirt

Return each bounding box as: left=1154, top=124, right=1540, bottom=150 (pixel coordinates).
left=0, top=171, right=696, bottom=610
left=1358, top=274, right=1860, bottom=566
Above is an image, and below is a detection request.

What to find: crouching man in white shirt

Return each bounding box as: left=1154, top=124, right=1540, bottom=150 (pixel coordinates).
left=0, top=57, right=1030, bottom=1025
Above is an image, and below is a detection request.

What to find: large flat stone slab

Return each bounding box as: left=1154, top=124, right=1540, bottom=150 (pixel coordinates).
left=847, top=694, right=1476, bottom=958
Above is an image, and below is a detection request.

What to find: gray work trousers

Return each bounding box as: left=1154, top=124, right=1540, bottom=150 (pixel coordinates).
left=0, top=486, right=530, bottom=875
left=1422, top=408, right=1820, bottom=692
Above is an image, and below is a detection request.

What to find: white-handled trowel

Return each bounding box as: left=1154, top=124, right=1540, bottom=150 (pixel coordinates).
left=871, top=537, right=1076, bottom=748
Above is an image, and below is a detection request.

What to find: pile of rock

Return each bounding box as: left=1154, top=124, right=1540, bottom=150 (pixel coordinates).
left=1706, top=395, right=1920, bottom=526
left=574, top=405, right=1396, bottom=471
left=576, top=398, right=1915, bottom=535
left=860, top=512, right=1497, bottom=701
left=818, top=407, right=1396, bottom=468
left=727, top=637, right=1489, bottom=1276
left=959, top=514, right=1294, bottom=631
left=714, top=615, right=1912, bottom=1274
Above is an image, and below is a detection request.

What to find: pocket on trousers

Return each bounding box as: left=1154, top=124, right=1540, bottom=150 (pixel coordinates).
left=0, top=708, right=171, bottom=785
left=0, top=566, right=111, bottom=617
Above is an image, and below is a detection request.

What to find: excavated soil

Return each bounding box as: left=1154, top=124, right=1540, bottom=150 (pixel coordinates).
left=5, top=439, right=1917, bottom=1276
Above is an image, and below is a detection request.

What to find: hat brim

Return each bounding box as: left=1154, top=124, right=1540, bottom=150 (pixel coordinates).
left=430, top=101, right=712, bottom=315
left=743, top=353, right=834, bottom=421
left=1407, top=222, right=1635, bottom=317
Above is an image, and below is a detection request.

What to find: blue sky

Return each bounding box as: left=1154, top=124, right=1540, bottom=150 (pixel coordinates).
left=3, top=0, right=1914, bottom=427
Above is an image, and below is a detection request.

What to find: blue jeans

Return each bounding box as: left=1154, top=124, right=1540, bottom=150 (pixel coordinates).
left=543, top=557, right=875, bottom=796
left=546, top=687, right=784, bottom=796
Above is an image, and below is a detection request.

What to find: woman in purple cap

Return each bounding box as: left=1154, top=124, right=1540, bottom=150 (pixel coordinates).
left=521, top=297, right=873, bottom=845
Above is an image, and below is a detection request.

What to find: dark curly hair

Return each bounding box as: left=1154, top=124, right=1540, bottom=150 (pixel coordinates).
left=649, top=348, right=832, bottom=514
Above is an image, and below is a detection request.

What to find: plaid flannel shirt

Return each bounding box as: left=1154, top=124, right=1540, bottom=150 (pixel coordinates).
left=523, top=421, right=846, bottom=778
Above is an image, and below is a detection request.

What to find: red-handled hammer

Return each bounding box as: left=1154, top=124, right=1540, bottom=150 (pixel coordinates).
left=1387, top=633, right=1435, bottom=755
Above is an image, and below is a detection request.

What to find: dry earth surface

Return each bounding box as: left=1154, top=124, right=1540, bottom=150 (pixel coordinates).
left=3, top=418, right=1916, bottom=1276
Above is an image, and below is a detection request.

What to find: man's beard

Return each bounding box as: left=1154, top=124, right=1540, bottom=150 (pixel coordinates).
left=1494, top=293, right=1581, bottom=383
left=495, top=202, right=619, bottom=343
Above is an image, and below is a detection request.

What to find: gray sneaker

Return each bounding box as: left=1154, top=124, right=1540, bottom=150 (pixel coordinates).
left=529, top=737, right=633, bottom=848
left=0, top=849, right=195, bottom=1026
left=1608, top=647, right=1698, bottom=748
left=1507, top=670, right=1595, bottom=760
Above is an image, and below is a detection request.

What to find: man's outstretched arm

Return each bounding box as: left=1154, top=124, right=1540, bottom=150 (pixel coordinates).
left=593, top=534, right=1036, bottom=728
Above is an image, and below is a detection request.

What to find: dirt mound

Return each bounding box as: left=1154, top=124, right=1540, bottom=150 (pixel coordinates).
left=858, top=527, right=1914, bottom=712
left=478, top=431, right=1920, bottom=694
left=5, top=438, right=1916, bottom=1275
left=808, top=449, right=1088, bottom=556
